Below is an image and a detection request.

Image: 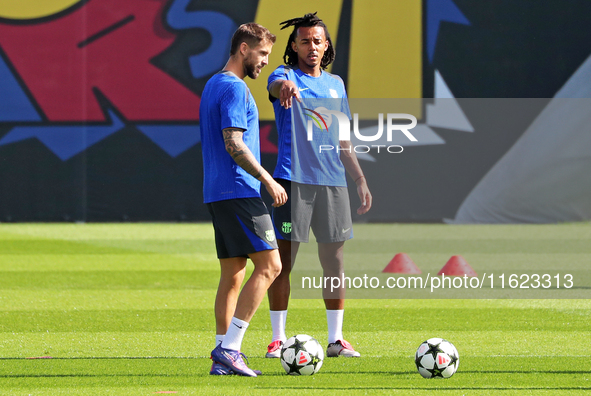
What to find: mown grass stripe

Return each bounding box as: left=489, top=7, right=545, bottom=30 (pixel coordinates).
left=0, top=254, right=218, bottom=272
left=0, top=271, right=220, bottom=290
left=0, top=307, right=588, bottom=332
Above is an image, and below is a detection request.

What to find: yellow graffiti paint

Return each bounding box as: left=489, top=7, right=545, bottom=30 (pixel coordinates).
left=254, top=0, right=423, bottom=120
left=0, top=0, right=82, bottom=20
left=348, top=0, right=422, bottom=104
left=253, top=0, right=343, bottom=121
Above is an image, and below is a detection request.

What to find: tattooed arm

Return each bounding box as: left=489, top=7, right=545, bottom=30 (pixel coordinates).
left=223, top=128, right=264, bottom=178
left=223, top=128, right=287, bottom=207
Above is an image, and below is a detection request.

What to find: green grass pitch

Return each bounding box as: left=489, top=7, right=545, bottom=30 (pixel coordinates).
left=1, top=223, right=590, bottom=395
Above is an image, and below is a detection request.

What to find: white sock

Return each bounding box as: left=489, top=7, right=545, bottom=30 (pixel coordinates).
left=270, top=310, right=287, bottom=342
left=221, top=317, right=249, bottom=351
left=215, top=334, right=224, bottom=348
left=326, top=309, right=344, bottom=344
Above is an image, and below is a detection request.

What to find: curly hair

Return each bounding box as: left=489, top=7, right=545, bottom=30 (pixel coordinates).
left=280, top=12, right=335, bottom=69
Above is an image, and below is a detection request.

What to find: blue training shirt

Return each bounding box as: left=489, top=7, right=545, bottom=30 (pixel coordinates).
left=200, top=71, right=261, bottom=203
left=268, top=65, right=351, bottom=187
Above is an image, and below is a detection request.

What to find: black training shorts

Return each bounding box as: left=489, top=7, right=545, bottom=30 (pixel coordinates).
left=207, top=197, right=278, bottom=259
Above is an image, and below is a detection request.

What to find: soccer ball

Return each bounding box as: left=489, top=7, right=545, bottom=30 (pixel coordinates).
left=415, top=338, right=459, bottom=379
left=280, top=334, right=324, bottom=375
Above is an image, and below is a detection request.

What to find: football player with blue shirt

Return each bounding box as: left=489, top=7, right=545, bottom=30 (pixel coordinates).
left=200, top=23, right=287, bottom=377
left=264, top=13, right=372, bottom=359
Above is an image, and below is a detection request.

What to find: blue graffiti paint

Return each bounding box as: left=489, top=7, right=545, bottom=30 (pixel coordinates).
left=136, top=124, right=200, bottom=157
left=166, top=0, right=236, bottom=78
left=427, top=0, right=470, bottom=63
left=0, top=109, right=125, bottom=160
left=0, top=53, right=41, bottom=122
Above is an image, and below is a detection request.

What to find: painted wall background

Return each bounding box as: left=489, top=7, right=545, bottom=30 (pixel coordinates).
left=0, top=0, right=590, bottom=222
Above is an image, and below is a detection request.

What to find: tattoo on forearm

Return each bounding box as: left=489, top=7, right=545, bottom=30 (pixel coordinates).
left=223, top=128, right=263, bottom=179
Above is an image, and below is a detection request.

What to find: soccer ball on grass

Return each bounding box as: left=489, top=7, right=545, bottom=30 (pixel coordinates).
left=280, top=334, right=324, bottom=375
left=415, top=338, right=459, bottom=378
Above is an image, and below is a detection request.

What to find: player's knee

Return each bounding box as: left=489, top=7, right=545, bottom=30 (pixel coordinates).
left=229, top=275, right=243, bottom=288
left=277, top=258, right=292, bottom=276
left=321, top=262, right=344, bottom=278
left=258, top=268, right=280, bottom=284
left=268, top=259, right=282, bottom=280
left=279, top=251, right=291, bottom=267
left=252, top=251, right=282, bottom=280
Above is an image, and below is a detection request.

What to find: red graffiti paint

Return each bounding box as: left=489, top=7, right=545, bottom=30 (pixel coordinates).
left=0, top=0, right=200, bottom=122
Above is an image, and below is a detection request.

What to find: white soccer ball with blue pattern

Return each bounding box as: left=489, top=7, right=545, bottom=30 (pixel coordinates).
left=415, top=338, right=459, bottom=378
left=280, top=334, right=324, bottom=375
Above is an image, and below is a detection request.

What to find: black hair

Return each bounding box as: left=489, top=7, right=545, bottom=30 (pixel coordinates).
left=280, top=12, right=335, bottom=69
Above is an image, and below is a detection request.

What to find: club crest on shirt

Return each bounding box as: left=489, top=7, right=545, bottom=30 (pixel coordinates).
left=282, top=222, right=292, bottom=234
left=265, top=229, right=276, bottom=242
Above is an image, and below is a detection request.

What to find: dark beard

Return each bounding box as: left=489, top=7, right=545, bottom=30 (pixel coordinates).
left=244, top=56, right=258, bottom=79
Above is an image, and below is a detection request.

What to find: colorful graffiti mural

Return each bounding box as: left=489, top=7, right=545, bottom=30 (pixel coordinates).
left=1, top=0, right=465, bottom=160
left=2, top=0, right=589, bottom=222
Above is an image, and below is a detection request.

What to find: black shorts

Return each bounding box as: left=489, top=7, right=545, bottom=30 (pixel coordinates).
left=272, top=179, right=353, bottom=243
left=207, top=197, right=278, bottom=259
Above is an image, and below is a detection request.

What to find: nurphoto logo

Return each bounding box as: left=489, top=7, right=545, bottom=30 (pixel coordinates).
left=304, top=107, right=418, bottom=154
